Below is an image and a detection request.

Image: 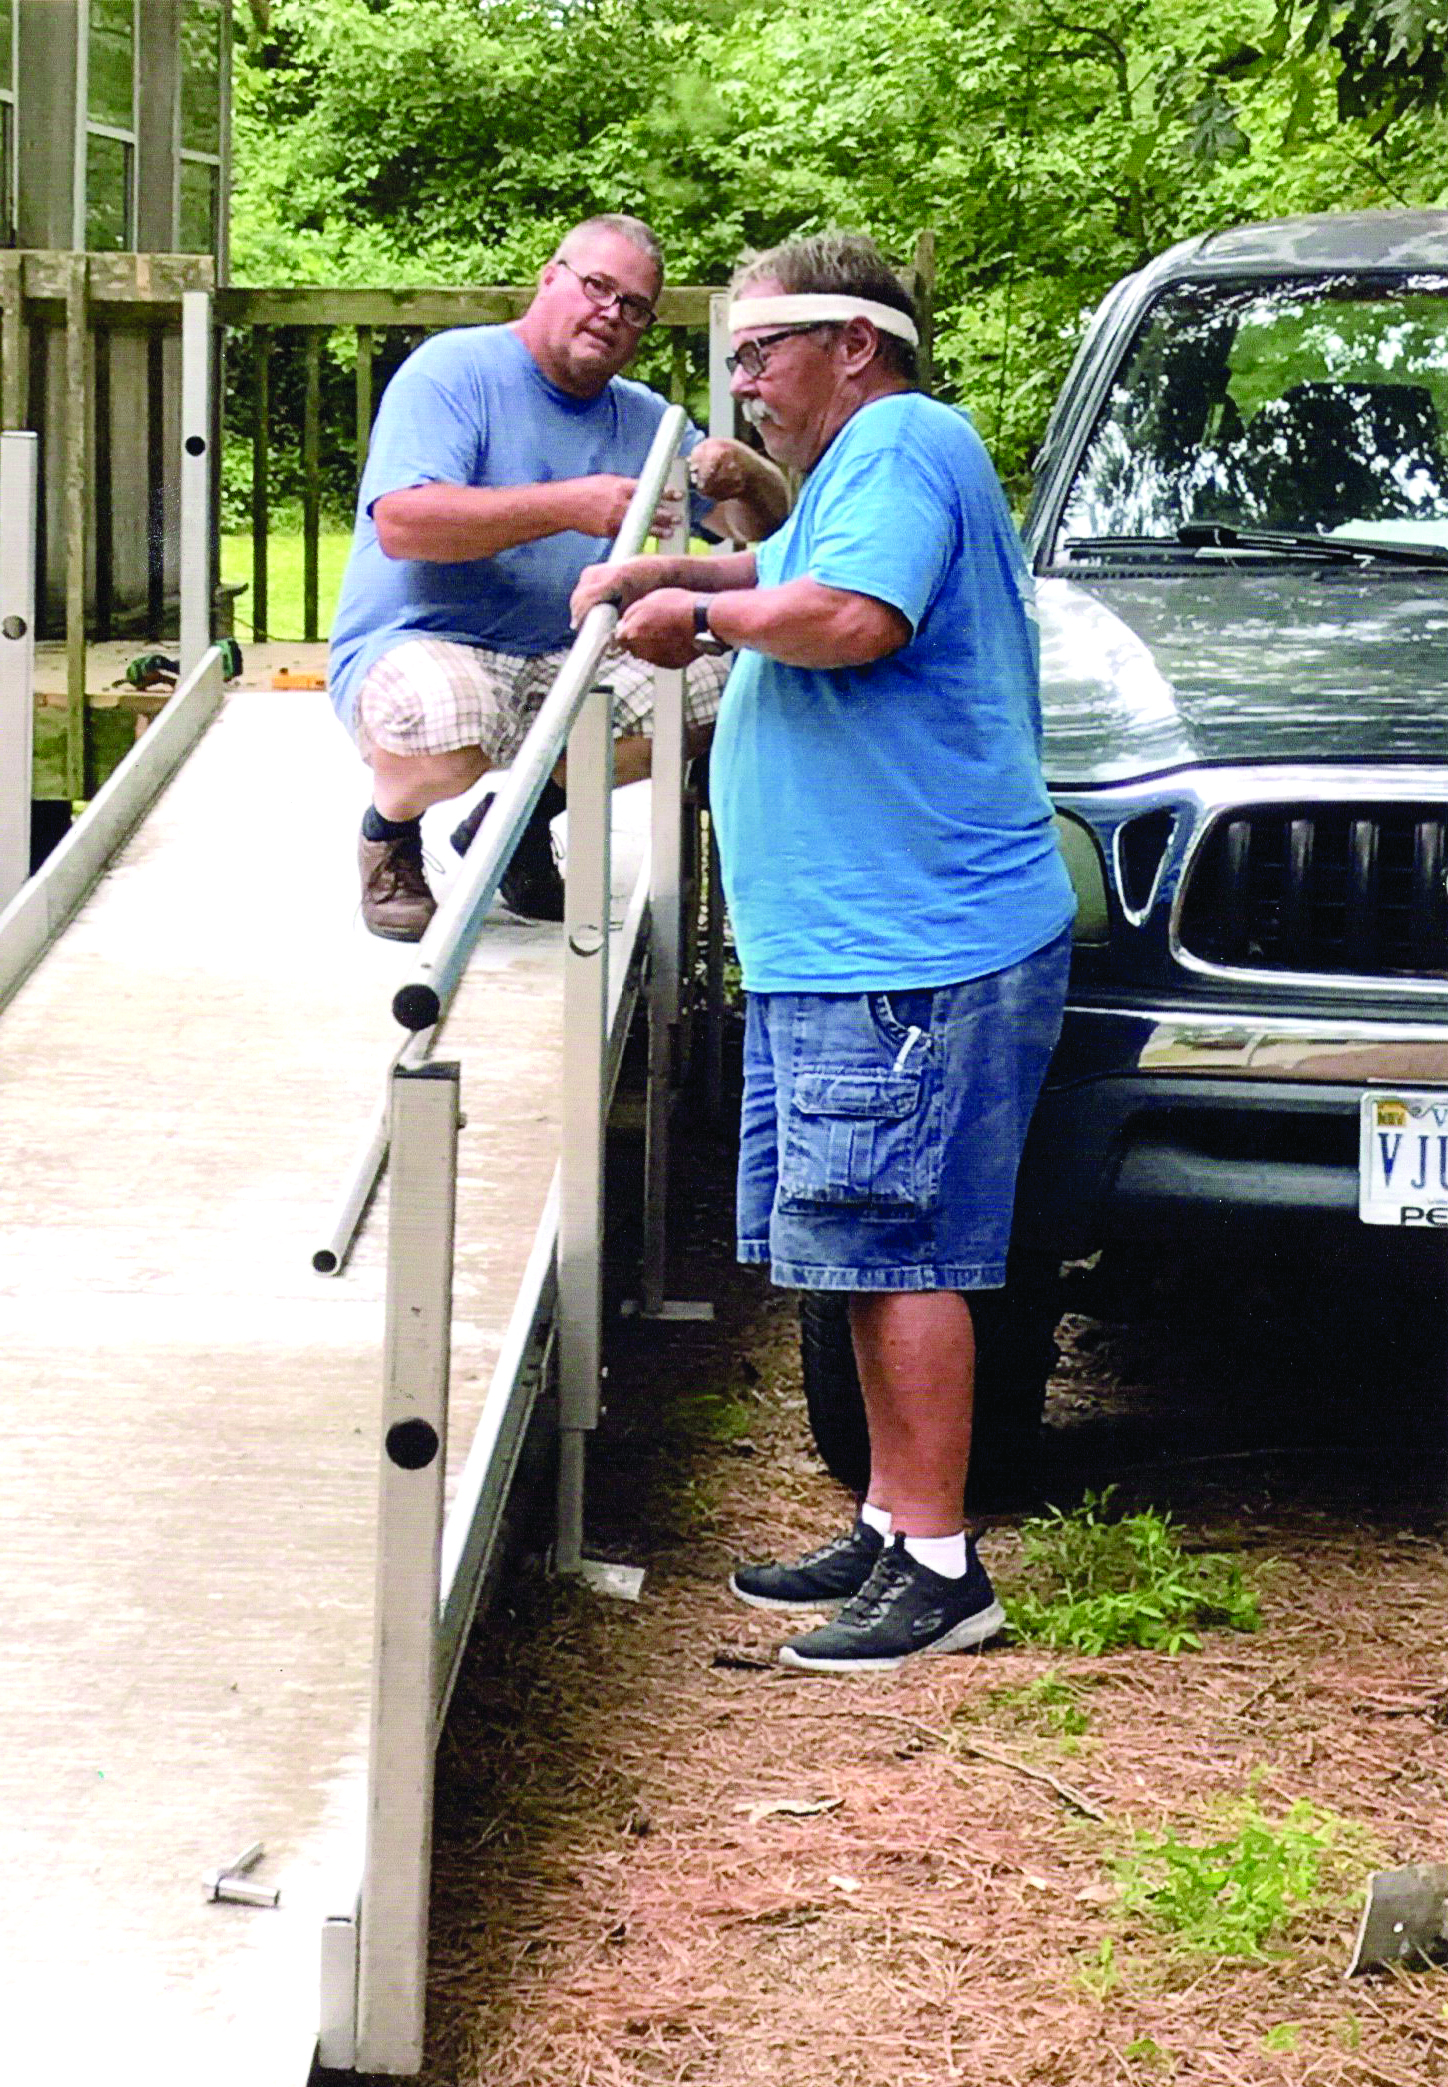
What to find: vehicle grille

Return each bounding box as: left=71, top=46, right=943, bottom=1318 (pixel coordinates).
left=1178, top=804, right=1448, bottom=979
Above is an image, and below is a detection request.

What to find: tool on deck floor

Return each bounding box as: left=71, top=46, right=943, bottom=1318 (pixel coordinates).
left=123, top=636, right=244, bottom=691
left=1347, top=1861, right=1448, bottom=1975
left=203, top=1839, right=280, bottom=1908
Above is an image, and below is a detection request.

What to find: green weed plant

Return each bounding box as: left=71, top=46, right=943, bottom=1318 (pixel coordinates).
left=1005, top=1490, right=1261, bottom=1654
left=1115, top=1799, right=1338, bottom=1958
left=966, top=1669, right=1093, bottom=1739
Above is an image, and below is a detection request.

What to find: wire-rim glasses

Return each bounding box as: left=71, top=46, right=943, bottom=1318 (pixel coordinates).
left=555, top=258, right=655, bottom=331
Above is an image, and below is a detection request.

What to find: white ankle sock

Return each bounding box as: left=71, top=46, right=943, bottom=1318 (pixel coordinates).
left=859, top=1500, right=892, bottom=1538
left=903, top=1530, right=967, bottom=1578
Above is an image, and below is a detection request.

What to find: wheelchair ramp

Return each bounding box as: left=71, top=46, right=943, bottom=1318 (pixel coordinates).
left=0, top=685, right=646, bottom=2082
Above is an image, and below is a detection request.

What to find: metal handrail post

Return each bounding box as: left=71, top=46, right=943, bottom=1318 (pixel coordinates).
left=355, top=1061, right=460, bottom=2075
left=556, top=683, right=613, bottom=1574
left=704, top=296, right=735, bottom=1116
left=0, top=431, right=38, bottom=911
left=180, top=291, right=213, bottom=680
left=641, top=458, right=690, bottom=1314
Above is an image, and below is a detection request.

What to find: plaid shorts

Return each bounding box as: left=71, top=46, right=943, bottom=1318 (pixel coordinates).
left=353, top=636, right=731, bottom=763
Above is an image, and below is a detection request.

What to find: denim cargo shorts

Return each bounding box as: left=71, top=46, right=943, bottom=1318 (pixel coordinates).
left=736, top=929, right=1071, bottom=1291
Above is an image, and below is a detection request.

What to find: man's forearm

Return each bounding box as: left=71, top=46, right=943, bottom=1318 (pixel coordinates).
left=704, top=576, right=909, bottom=668
left=705, top=450, right=790, bottom=543
left=374, top=478, right=623, bottom=563
left=661, top=550, right=758, bottom=593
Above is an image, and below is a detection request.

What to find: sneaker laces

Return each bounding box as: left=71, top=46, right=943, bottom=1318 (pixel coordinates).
left=831, top=1546, right=915, bottom=1628
left=797, top=1527, right=871, bottom=1572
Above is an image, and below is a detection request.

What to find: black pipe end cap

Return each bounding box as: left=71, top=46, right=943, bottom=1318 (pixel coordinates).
left=393, top=981, right=441, bottom=1032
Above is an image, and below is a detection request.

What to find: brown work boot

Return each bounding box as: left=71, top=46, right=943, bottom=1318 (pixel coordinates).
left=358, top=822, right=436, bottom=942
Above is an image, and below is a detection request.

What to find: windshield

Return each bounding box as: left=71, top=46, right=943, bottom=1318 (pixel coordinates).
left=1055, top=272, right=1448, bottom=557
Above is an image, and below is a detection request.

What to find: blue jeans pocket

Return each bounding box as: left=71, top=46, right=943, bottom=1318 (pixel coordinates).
left=779, top=1063, right=940, bottom=1215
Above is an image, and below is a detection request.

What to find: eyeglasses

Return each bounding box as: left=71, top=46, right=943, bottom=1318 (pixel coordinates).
left=555, top=259, right=655, bottom=331
left=725, top=323, right=832, bottom=378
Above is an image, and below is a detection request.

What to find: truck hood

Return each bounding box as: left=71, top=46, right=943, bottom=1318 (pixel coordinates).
left=1037, top=565, right=1448, bottom=787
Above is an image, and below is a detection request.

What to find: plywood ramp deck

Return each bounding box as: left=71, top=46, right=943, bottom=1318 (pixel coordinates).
left=0, top=687, right=640, bottom=2082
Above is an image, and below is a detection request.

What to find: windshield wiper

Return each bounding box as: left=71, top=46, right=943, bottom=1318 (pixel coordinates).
left=1178, top=521, right=1448, bottom=566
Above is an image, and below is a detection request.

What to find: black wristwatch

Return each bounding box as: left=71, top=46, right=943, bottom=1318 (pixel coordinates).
left=693, top=599, right=728, bottom=654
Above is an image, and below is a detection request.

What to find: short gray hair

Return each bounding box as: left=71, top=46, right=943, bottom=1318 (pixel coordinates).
left=558, top=214, right=665, bottom=290
left=731, top=232, right=918, bottom=383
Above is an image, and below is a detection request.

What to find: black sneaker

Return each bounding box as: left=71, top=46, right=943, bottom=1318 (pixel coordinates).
left=777, top=1534, right=1005, bottom=1671
left=451, top=789, right=564, bottom=922
left=729, top=1519, right=883, bottom=1611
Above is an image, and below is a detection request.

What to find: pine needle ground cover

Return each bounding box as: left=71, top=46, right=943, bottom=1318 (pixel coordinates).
left=420, top=1124, right=1448, bottom=2087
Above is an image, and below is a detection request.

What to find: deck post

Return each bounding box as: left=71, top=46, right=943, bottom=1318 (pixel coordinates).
left=641, top=458, right=690, bottom=1314
left=180, top=291, right=213, bottom=680
left=355, top=1060, right=459, bottom=2075
left=0, top=431, right=38, bottom=908
left=556, top=680, right=613, bottom=1573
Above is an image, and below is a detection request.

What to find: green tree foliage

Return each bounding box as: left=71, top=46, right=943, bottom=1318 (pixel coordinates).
left=231, top=0, right=1448, bottom=495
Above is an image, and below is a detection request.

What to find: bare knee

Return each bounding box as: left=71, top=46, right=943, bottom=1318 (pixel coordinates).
left=369, top=744, right=487, bottom=821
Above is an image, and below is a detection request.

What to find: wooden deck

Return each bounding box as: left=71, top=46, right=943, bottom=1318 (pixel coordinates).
left=0, top=680, right=643, bottom=2080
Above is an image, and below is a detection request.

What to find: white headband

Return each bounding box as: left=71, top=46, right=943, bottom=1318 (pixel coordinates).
left=728, top=293, right=919, bottom=348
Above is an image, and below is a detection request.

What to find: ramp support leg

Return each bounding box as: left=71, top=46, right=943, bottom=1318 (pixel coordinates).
left=355, top=1062, right=459, bottom=2076
left=0, top=430, right=37, bottom=910
left=641, top=459, right=689, bottom=1315
left=556, top=681, right=613, bottom=1573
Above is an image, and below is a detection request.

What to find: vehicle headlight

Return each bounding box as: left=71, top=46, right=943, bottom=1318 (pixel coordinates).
left=1054, top=811, right=1109, bottom=944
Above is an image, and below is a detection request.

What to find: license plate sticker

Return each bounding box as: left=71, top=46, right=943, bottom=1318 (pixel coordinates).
left=1359, top=1091, right=1448, bottom=1226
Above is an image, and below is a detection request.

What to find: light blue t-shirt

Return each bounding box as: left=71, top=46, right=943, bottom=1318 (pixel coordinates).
left=710, top=392, right=1075, bottom=993
left=329, top=325, right=707, bottom=728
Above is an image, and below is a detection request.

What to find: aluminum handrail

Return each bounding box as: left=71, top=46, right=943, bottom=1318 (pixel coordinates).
left=391, top=404, right=688, bottom=1034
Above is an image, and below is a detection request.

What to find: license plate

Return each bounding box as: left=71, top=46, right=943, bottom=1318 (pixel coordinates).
left=1359, top=1090, right=1448, bottom=1226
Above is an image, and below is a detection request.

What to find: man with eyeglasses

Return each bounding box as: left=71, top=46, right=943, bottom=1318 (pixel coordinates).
left=573, top=231, right=1075, bottom=1672
left=330, top=212, right=786, bottom=939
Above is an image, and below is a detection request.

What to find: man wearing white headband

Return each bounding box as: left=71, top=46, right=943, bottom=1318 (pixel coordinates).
left=572, top=231, right=1075, bottom=1672
left=330, top=212, right=786, bottom=939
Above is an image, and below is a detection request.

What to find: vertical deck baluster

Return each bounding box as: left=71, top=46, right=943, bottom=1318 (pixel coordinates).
left=146, top=332, right=164, bottom=635
left=251, top=325, right=270, bottom=644
left=94, top=324, right=114, bottom=642
left=355, top=323, right=373, bottom=477
left=303, top=328, right=322, bottom=642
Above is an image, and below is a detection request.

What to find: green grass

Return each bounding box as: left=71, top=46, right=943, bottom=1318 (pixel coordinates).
left=1004, top=1490, right=1262, bottom=1654
left=959, top=1669, right=1094, bottom=1739
left=221, top=529, right=352, bottom=645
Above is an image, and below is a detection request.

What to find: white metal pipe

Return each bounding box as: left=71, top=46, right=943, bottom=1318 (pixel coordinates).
left=355, top=1062, right=459, bottom=2075
left=641, top=457, right=690, bottom=1314
left=180, top=291, right=213, bottom=680
left=391, top=405, right=688, bottom=1034
left=311, top=1028, right=433, bottom=1274
left=0, top=646, right=224, bottom=1017
left=0, top=431, right=37, bottom=911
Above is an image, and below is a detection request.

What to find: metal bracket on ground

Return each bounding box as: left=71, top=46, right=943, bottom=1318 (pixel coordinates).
left=203, top=1840, right=279, bottom=1907
left=1347, top=1861, right=1448, bottom=1976
left=577, top=1559, right=646, bottom=1601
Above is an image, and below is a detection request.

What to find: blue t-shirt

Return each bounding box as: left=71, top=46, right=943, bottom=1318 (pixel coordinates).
left=710, top=392, right=1075, bottom=993
left=329, top=326, right=707, bottom=728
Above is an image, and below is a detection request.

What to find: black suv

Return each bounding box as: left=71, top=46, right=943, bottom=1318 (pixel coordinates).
left=803, top=209, right=1448, bottom=1498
